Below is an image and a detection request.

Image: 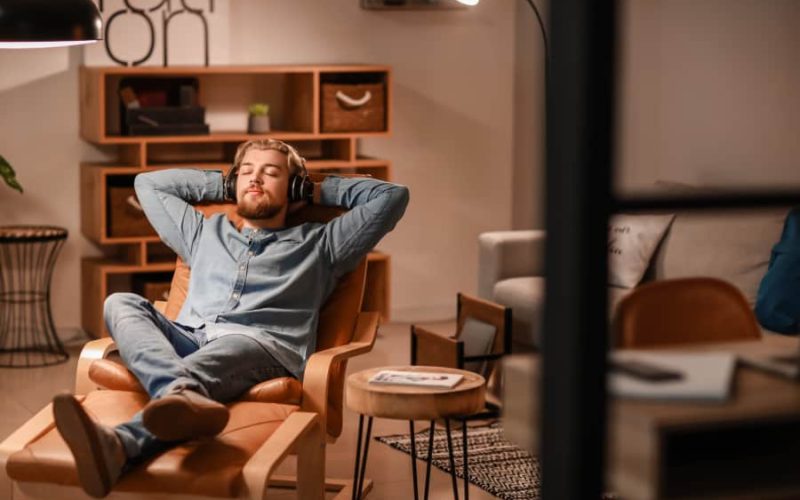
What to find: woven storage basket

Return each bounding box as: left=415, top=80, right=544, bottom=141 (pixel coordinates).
left=108, top=187, right=156, bottom=237
left=321, top=83, right=385, bottom=132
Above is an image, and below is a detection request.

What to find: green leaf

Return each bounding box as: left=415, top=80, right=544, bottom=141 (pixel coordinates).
left=0, top=155, right=23, bottom=194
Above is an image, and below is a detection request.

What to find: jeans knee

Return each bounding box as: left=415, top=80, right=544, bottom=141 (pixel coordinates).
left=104, top=292, right=149, bottom=335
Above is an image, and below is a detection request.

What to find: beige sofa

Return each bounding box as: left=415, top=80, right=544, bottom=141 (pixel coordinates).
left=478, top=207, right=790, bottom=352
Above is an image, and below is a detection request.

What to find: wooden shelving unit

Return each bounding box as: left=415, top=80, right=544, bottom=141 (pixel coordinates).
left=79, top=64, right=393, bottom=337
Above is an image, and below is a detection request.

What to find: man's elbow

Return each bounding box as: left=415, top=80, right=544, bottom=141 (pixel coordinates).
left=133, top=172, right=153, bottom=196
left=389, top=184, right=410, bottom=219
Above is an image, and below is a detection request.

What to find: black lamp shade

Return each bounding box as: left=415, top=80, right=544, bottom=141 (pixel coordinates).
left=0, top=0, right=102, bottom=48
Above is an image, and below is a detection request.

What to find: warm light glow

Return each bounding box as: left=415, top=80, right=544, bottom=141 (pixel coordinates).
left=0, top=40, right=98, bottom=49
left=457, top=0, right=480, bottom=5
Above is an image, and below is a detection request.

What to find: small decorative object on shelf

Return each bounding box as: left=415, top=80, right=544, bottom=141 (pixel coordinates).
left=0, top=226, right=69, bottom=367
left=247, top=103, right=271, bottom=134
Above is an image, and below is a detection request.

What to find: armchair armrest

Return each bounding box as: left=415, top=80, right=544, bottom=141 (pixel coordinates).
left=242, top=411, right=324, bottom=500
left=410, top=325, right=461, bottom=368
left=74, top=338, right=117, bottom=395
left=478, top=230, right=546, bottom=299
left=301, top=312, right=380, bottom=437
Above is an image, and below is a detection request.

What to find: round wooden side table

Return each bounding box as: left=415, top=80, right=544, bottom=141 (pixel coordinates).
left=0, top=226, right=69, bottom=367
left=346, top=366, right=485, bottom=500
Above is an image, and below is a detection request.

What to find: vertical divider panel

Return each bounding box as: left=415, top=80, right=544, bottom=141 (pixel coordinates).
left=312, top=70, right=321, bottom=135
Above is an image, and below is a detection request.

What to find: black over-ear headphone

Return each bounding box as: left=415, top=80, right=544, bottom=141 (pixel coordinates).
left=223, top=150, right=313, bottom=203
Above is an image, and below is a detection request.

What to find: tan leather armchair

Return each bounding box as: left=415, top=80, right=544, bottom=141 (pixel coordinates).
left=0, top=202, right=380, bottom=500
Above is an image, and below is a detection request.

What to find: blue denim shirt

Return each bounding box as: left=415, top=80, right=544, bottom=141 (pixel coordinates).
left=134, top=169, right=409, bottom=378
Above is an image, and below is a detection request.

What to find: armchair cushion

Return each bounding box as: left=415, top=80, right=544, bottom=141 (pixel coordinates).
left=89, top=357, right=303, bottom=405
left=494, top=277, right=544, bottom=350
left=7, top=390, right=299, bottom=498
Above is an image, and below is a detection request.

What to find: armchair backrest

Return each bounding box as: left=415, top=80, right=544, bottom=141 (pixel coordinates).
left=163, top=200, right=368, bottom=439
left=455, top=293, right=512, bottom=398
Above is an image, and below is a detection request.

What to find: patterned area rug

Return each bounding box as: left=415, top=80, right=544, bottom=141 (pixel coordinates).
left=376, top=422, right=540, bottom=499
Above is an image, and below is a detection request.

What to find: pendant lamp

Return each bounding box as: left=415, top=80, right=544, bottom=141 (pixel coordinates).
left=0, top=0, right=102, bottom=49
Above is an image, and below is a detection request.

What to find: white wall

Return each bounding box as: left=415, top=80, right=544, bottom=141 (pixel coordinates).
left=617, top=0, right=800, bottom=194
left=512, top=0, right=546, bottom=230
left=0, top=0, right=515, bottom=337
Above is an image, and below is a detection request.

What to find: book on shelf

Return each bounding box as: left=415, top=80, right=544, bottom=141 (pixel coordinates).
left=368, top=370, right=463, bottom=388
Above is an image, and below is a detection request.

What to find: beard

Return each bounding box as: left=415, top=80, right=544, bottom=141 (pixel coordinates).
left=236, top=192, right=283, bottom=219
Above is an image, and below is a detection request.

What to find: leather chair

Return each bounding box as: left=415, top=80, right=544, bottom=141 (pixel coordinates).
left=410, top=293, right=511, bottom=415
left=0, top=201, right=380, bottom=500
left=614, top=276, right=761, bottom=348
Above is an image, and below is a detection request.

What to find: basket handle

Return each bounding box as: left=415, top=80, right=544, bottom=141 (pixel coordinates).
left=336, top=90, right=372, bottom=109
left=126, top=195, right=144, bottom=212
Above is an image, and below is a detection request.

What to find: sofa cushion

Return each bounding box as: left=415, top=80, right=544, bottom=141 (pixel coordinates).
left=6, top=390, right=299, bottom=498
left=651, top=208, right=788, bottom=304
left=494, top=277, right=633, bottom=351
left=494, top=277, right=545, bottom=350
left=608, top=214, right=675, bottom=288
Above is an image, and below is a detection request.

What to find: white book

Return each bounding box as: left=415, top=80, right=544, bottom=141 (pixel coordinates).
left=368, top=370, right=463, bottom=388
left=608, top=352, right=736, bottom=402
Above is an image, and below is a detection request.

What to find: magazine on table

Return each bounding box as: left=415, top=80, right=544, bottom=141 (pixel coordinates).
left=368, top=370, right=463, bottom=388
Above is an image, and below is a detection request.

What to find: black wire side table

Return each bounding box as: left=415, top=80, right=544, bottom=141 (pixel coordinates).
left=0, top=226, right=69, bottom=368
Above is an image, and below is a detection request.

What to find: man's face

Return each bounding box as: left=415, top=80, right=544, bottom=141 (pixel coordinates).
left=235, top=148, right=290, bottom=220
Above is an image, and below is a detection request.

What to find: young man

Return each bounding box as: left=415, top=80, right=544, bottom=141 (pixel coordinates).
left=53, top=139, right=409, bottom=498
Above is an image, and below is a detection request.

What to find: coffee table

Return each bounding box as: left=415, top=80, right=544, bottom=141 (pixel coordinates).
left=346, top=366, right=485, bottom=500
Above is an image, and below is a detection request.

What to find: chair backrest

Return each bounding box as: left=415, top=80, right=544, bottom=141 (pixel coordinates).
left=162, top=200, right=368, bottom=439
left=614, top=277, right=761, bottom=349
left=455, top=293, right=511, bottom=399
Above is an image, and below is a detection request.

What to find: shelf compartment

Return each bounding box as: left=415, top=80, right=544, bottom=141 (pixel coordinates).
left=101, top=72, right=315, bottom=139
left=319, top=71, right=391, bottom=134
left=82, top=258, right=177, bottom=338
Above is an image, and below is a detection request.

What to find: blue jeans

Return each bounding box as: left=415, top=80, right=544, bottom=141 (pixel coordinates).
left=103, top=293, right=292, bottom=463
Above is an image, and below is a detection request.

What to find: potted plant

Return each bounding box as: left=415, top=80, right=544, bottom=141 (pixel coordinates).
left=0, top=155, right=23, bottom=193
left=247, top=103, right=271, bottom=134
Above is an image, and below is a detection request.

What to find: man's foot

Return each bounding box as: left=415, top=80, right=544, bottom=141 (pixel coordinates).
left=52, top=394, right=126, bottom=498
left=142, top=389, right=229, bottom=441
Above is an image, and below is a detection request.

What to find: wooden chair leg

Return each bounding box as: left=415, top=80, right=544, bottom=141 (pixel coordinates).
left=297, top=418, right=325, bottom=499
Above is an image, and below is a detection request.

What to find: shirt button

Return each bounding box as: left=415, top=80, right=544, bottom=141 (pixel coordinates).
left=232, top=293, right=239, bottom=299
left=248, top=251, right=254, bottom=257
left=239, top=265, right=245, bottom=271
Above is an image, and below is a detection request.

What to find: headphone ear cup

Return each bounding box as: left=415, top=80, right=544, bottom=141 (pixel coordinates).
left=288, top=174, right=311, bottom=202
left=224, top=167, right=238, bottom=201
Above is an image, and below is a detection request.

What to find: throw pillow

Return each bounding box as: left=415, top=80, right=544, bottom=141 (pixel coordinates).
left=608, top=214, right=675, bottom=288
left=460, top=317, right=497, bottom=374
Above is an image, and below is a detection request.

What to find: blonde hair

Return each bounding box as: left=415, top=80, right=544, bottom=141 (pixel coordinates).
left=233, top=139, right=306, bottom=177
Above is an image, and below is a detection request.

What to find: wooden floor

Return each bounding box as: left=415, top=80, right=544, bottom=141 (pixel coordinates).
left=0, top=321, right=500, bottom=499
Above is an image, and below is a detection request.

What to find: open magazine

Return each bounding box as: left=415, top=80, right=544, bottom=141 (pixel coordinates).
left=368, top=370, right=463, bottom=388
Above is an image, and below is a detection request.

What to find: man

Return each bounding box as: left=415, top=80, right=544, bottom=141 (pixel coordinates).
left=53, top=139, right=409, bottom=498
